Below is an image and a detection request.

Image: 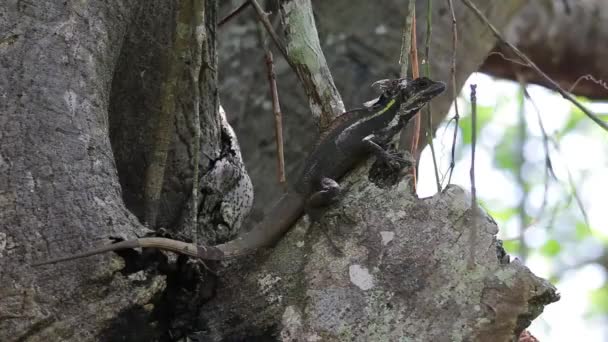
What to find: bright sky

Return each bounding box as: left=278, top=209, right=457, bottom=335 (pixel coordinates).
left=418, top=73, right=608, bottom=341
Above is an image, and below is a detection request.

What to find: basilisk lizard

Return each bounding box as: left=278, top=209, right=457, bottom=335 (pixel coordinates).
left=32, top=77, right=445, bottom=266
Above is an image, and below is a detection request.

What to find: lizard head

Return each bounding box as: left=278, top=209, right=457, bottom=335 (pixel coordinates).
left=368, top=77, right=445, bottom=112
left=398, top=77, right=446, bottom=113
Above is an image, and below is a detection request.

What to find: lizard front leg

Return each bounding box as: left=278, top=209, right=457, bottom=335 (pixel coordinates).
left=362, top=134, right=410, bottom=167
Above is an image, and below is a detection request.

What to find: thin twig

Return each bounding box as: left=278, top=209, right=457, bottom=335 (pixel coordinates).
left=249, top=0, right=290, bottom=68
left=461, top=0, right=608, bottom=132
left=398, top=0, right=415, bottom=151
left=399, top=0, right=416, bottom=76
left=468, top=84, right=477, bottom=270
left=446, top=0, right=460, bottom=186
left=256, top=0, right=344, bottom=126
left=517, top=75, right=557, bottom=227
left=487, top=51, right=529, bottom=67
left=256, top=19, right=287, bottom=190
left=265, top=51, right=287, bottom=190
left=409, top=10, right=421, bottom=190
left=515, top=85, right=528, bottom=260
left=569, top=74, right=608, bottom=93
left=423, top=0, right=442, bottom=193
left=218, top=1, right=251, bottom=27
left=548, top=138, right=592, bottom=228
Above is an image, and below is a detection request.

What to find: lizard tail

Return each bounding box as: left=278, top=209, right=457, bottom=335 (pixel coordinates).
left=31, top=238, right=201, bottom=266
left=32, top=193, right=306, bottom=265
left=203, top=192, right=306, bottom=259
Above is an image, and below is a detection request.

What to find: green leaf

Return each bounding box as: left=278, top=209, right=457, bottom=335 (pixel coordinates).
left=589, top=286, right=608, bottom=315
left=561, top=97, right=588, bottom=135
left=487, top=207, right=518, bottom=224
left=575, top=221, right=592, bottom=241
left=502, top=239, right=521, bottom=254
left=494, top=126, right=518, bottom=170
left=540, top=239, right=561, bottom=257
left=459, top=104, right=494, bottom=145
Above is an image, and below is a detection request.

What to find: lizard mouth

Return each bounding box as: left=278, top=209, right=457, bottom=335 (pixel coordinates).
left=424, top=81, right=447, bottom=97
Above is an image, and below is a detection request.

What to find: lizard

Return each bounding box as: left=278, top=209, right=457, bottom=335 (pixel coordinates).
left=32, top=77, right=445, bottom=266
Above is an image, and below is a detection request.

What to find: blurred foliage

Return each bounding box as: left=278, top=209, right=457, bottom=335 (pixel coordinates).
left=438, top=75, right=608, bottom=331
left=590, top=285, right=608, bottom=315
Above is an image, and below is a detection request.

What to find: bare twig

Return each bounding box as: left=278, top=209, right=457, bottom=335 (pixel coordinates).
left=398, top=0, right=415, bottom=153
left=399, top=0, right=416, bottom=76
left=569, top=74, right=608, bottom=94
left=253, top=0, right=344, bottom=127
left=265, top=51, right=287, bottom=190
left=218, top=1, right=251, bottom=27
left=461, top=0, right=608, bottom=132
left=445, top=0, right=460, bottom=186
left=468, top=84, right=477, bottom=270
left=249, top=0, right=290, bottom=64
left=255, top=18, right=287, bottom=190
left=549, top=138, right=591, bottom=228
left=408, top=10, right=422, bottom=190
left=517, top=75, right=557, bottom=226
left=487, top=51, right=529, bottom=67
left=423, top=0, right=442, bottom=193
left=515, top=85, right=528, bottom=260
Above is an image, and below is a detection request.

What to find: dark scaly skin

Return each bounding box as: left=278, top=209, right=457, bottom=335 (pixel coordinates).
left=32, top=77, right=445, bottom=266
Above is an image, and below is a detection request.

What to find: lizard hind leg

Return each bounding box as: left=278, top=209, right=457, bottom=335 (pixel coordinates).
left=305, top=177, right=345, bottom=256
left=305, top=177, right=342, bottom=219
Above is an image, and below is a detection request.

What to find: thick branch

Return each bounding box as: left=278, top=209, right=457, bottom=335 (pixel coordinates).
left=198, top=166, right=559, bottom=341
left=480, top=1, right=608, bottom=100
left=278, top=0, right=345, bottom=129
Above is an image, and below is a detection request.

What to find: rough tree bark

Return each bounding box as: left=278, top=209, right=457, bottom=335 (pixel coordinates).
left=0, top=0, right=579, bottom=340
left=481, top=0, right=608, bottom=100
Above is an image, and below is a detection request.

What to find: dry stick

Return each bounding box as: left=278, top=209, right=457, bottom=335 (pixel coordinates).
left=467, top=84, right=477, bottom=270
left=265, top=51, right=287, bottom=191
left=461, top=0, right=608, bottom=132
left=249, top=0, right=292, bottom=73
left=252, top=0, right=343, bottom=127
left=547, top=137, right=592, bottom=229
left=397, top=0, right=415, bottom=188
left=515, top=84, right=528, bottom=260
left=445, top=0, right=460, bottom=186
left=399, top=0, right=416, bottom=76
left=255, top=14, right=287, bottom=190
left=409, top=14, right=422, bottom=190
left=569, top=74, right=608, bottom=93
left=218, top=0, right=251, bottom=27
left=422, top=0, right=442, bottom=193
left=517, top=74, right=557, bottom=226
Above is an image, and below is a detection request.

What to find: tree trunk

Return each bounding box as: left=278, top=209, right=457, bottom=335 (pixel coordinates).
left=1, top=0, right=570, bottom=340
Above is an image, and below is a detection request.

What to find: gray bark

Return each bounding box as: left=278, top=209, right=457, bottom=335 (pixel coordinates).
left=481, top=0, right=608, bottom=100
left=0, top=0, right=153, bottom=340
left=1, top=0, right=248, bottom=340
left=197, top=165, right=558, bottom=341
left=0, top=0, right=574, bottom=340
